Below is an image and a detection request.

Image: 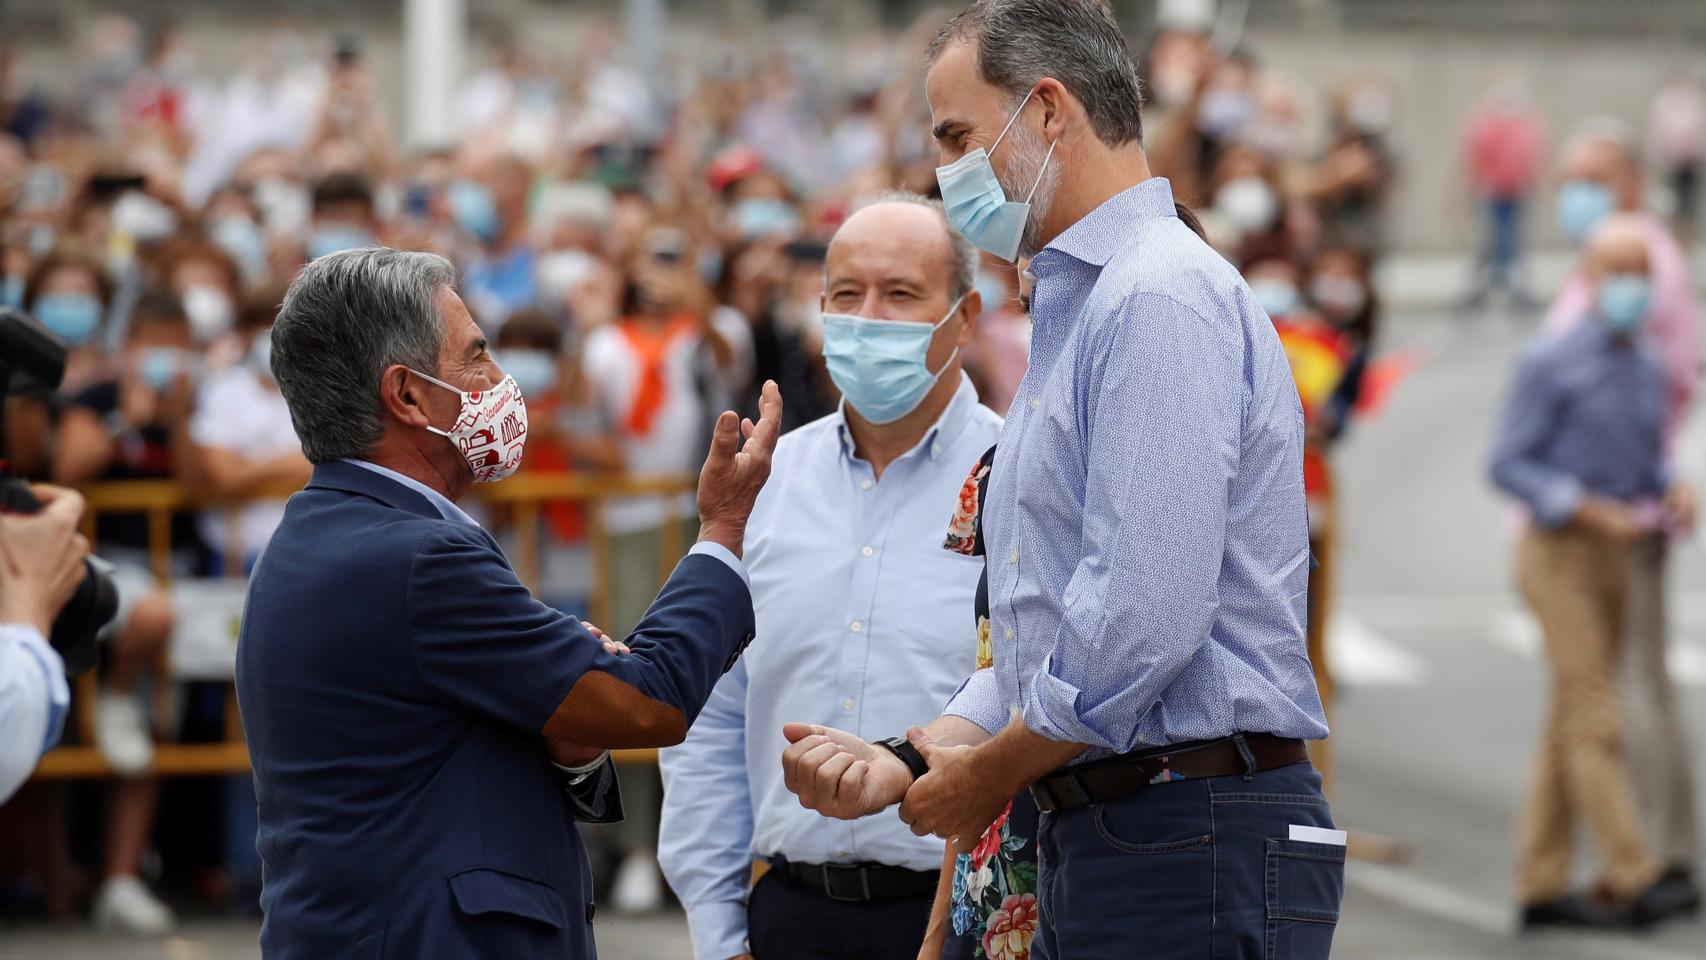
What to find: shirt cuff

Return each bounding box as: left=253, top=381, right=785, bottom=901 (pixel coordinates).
left=1022, top=668, right=1118, bottom=752
left=684, top=897, right=749, bottom=960
left=688, top=541, right=749, bottom=588
left=2, top=622, right=69, bottom=756
left=551, top=750, right=610, bottom=782
left=942, top=668, right=1008, bottom=736
left=1532, top=476, right=1585, bottom=530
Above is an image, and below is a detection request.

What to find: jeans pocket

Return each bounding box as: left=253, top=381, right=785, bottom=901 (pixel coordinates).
left=1092, top=802, right=1214, bottom=854
left=1264, top=839, right=1344, bottom=960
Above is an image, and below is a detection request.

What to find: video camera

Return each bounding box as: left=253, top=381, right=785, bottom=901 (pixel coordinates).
left=0, top=306, right=118, bottom=674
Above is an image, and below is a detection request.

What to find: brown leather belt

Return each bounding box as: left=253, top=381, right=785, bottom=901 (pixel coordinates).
left=1029, top=734, right=1309, bottom=814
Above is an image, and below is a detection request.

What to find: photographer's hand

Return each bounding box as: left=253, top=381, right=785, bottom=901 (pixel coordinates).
left=0, top=486, right=90, bottom=635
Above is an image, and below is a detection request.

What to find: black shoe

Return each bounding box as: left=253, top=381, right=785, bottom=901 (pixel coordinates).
left=1659, top=865, right=1702, bottom=915
left=1629, top=871, right=1701, bottom=928
left=1520, top=894, right=1629, bottom=931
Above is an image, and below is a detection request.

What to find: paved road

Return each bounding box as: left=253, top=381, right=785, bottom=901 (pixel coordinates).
left=4, top=308, right=1702, bottom=959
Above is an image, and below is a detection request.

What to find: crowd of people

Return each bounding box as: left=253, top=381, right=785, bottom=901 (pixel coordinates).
left=0, top=8, right=1400, bottom=936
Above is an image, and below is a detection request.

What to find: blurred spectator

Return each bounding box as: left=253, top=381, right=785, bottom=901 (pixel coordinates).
left=306, top=172, right=379, bottom=260
left=1648, top=69, right=1706, bottom=237
left=1544, top=123, right=1704, bottom=910
left=1308, top=79, right=1399, bottom=258
left=451, top=151, right=538, bottom=328
left=957, top=259, right=1027, bottom=416
left=1460, top=76, right=1546, bottom=310
left=189, top=289, right=309, bottom=572
left=490, top=308, right=622, bottom=614
left=1489, top=215, right=1696, bottom=930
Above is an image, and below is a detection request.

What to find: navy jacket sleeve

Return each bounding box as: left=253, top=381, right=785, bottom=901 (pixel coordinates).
left=407, top=525, right=756, bottom=749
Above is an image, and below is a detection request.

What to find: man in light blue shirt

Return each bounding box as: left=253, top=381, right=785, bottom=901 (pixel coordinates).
left=782, top=3, right=1340, bottom=957
left=658, top=195, right=1002, bottom=960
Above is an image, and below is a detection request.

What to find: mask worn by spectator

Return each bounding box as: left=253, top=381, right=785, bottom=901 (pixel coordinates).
left=1597, top=274, right=1651, bottom=336
left=1557, top=179, right=1617, bottom=246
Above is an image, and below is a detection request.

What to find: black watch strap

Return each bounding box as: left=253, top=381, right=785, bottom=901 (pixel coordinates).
left=875, top=737, right=929, bottom=782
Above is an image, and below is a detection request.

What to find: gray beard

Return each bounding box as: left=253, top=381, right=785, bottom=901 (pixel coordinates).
left=997, top=121, right=1061, bottom=260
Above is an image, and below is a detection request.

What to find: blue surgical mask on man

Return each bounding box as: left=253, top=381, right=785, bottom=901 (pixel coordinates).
left=1557, top=179, right=1616, bottom=246
left=34, top=292, right=103, bottom=346
left=137, top=347, right=189, bottom=391
left=1597, top=273, right=1651, bottom=335
left=935, top=88, right=1057, bottom=262
left=449, top=180, right=500, bottom=243
left=307, top=224, right=376, bottom=260
left=495, top=348, right=559, bottom=396
left=821, top=294, right=965, bottom=425
left=1249, top=279, right=1302, bottom=319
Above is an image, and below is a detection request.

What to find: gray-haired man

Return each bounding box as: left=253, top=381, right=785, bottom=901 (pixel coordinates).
left=236, top=248, right=780, bottom=959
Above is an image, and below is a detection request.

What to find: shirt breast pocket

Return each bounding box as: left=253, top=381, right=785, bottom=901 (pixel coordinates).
left=889, top=551, right=985, bottom=661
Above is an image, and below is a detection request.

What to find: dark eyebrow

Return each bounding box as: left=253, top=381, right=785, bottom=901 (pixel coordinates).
left=932, top=119, right=966, bottom=143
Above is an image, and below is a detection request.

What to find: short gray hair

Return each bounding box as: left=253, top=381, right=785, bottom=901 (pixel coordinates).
left=926, top=0, right=1145, bottom=147
left=848, top=191, right=979, bottom=303
left=270, top=248, right=454, bottom=463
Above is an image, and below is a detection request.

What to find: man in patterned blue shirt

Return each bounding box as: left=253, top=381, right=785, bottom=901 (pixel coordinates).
left=781, top=2, right=1341, bottom=956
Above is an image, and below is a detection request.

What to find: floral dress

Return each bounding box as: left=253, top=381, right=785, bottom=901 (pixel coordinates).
left=942, top=446, right=1040, bottom=960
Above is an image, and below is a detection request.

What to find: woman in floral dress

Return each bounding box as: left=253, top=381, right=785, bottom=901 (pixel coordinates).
left=921, top=445, right=1041, bottom=960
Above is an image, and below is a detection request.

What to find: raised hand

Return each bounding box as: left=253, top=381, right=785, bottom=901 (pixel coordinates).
left=695, top=380, right=782, bottom=559
left=780, top=722, right=912, bottom=820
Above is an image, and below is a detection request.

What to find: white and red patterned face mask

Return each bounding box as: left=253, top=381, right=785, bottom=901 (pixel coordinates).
left=408, top=368, right=529, bottom=483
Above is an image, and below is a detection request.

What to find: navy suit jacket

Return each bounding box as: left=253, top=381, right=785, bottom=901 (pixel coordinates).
left=236, top=461, right=755, bottom=959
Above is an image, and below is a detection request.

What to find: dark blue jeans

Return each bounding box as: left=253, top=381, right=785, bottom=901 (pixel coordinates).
left=1033, top=758, right=1343, bottom=959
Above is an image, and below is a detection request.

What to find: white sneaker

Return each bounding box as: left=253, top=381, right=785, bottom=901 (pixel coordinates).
left=92, top=875, right=176, bottom=935
left=610, top=851, right=664, bottom=915
left=95, top=690, right=154, bottom=777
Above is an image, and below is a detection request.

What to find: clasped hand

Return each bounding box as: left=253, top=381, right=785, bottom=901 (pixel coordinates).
left=780, top=723, right=1013, bottom=853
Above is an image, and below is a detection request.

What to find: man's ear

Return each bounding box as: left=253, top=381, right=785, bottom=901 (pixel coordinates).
left=380, top=364, right=433, bottom=429
left=1034, top=77, right=1073, bottom=143
left=956, top=290, right=981, bottom=345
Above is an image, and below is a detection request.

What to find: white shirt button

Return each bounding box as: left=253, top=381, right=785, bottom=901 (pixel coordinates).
left=850, top=620, right=863, bottom=633
left=860, top=479, right=873, bottom=490
left=931, top=442, right=942, bottom=456
left=1030, top=398, right=1039, bottom=410
left=1009, top=548, right=1019, bottom=564
left=861, top=546, right=874, bottom=557
left=1004, top=626, right=1015, bottom=641
left=842, top=698, right=857, bottom=711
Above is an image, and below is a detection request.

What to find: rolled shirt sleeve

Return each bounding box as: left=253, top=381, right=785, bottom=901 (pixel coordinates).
left=1019, top=292, right=1236, bottom=752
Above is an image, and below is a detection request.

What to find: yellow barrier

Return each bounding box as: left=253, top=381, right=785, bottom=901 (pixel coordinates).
left=32, top=472, right=698, bottom=780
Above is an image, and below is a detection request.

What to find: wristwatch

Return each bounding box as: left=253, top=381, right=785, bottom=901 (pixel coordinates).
left=874, top=737, right=930, bottom=782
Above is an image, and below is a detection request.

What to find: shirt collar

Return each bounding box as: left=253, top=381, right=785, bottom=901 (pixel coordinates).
left=1033, top=177, right=1178, bottom=274
left=836, top=372, right=981, bottom=465
left=341, top=459, right=481, bottom=526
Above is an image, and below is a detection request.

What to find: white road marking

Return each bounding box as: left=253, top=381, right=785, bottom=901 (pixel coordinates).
left=1328, top=613, right=1429, bottom=686
left=1347, top=863, right=1705, bottom=960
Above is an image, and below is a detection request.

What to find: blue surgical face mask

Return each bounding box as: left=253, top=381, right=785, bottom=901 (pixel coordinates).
left=137, top=347, right=189, bottom=391
left=250, top=328, right=274, bottom=381
left=1597, top=273, right=1651, bottom=335
left=449, top=179, right=499, bottom=242
left=1249, top=279, right=1302, bottom=319
left=973, top=268, right=1009, bottom=316
left=1558, top=179, right=1616, bottom=246
left=211, top=215, right=269, bottom=282
left=307, top=223, right=375, bottom=260
left=935, top=87, right=1057, bottom=262
left=34, top=292, right=103, bottom=346
left=496, top=347, right=559, bottom=396
left=730, top=197, right=800, bottom=240
left=821, top=294, right=965, bottom=425
left=0, top=275, right=23, bottom=309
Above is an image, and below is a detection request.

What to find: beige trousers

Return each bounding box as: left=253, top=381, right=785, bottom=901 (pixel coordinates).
left=1620, top=536, right=1700, bottom=869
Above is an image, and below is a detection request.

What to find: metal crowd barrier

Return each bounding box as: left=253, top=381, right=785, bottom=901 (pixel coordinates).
left=30, top=472, right=699, bottom=780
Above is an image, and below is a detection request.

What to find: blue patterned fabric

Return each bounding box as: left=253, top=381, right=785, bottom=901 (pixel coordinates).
left=943, top=177, right=1329, bottom=760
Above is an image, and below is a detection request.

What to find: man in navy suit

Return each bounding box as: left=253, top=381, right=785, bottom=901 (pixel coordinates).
left=237, top=247, right=780, bottom=959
